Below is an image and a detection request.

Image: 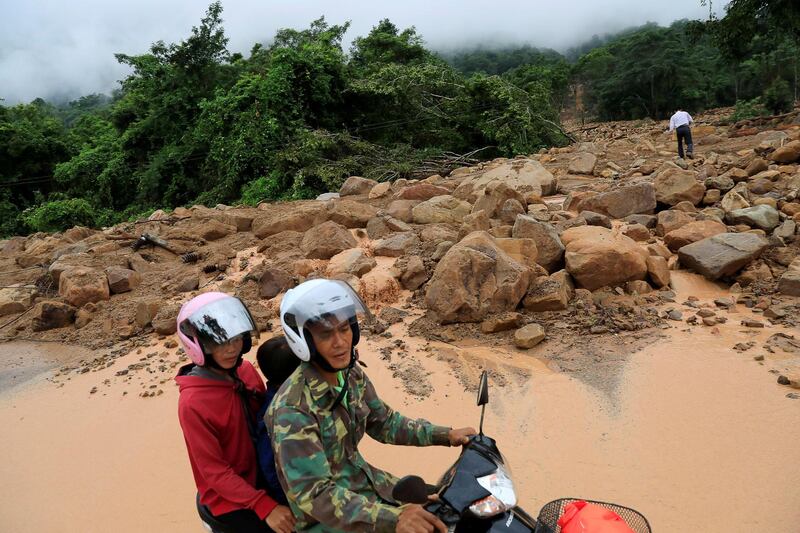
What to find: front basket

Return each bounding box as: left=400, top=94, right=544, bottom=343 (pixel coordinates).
left=534, top=498, right=652, bottom=533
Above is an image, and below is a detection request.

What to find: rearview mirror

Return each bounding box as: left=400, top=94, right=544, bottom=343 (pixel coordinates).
left=392, top=475, right=429, bottom=504
left=477, top=370, right=489, bottom=406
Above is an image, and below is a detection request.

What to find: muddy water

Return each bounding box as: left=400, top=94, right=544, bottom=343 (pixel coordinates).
left=1, top=272, right=798, bottom=532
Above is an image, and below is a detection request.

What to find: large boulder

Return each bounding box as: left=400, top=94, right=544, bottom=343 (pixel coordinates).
left=0, top=236, right=26, bottom=257
left=472, top=181, right=526, bottom=218
left=561, top=226, right=648, bottom=291
left=646, top=256, right=671, bottom=288
left=664, top=220, right=727, bottom=251
left=769, top=140, right=800, bottom=163
left=15, top=237, right=63, bottom=268
left=420, top=224, right=459, bottom=243
left=496, top=238, right=539, bottom=270
left=31, top=300, right=76, bottom=331
left=778, top=258, right=800, bottom=296
left=705, top=174, right=735, bottom=192
left=0, top=285, right=36, bottom=317
left=459, top=210, right=491, bottom=239
left=369, top=182, right=392, bottom=199
left=425, top=232, right=531, bottom=324
left=568, top=152, right=597, bottom=175
left=654, top=168, right=706, bottom=206
left=393, top=255, right=429, bottom=290
left=192, top=206, right=256, bottom=232
left=412, top=195, right=472, bottom=224
left=48, top=252, right=123, bottom=284
left=327, top=200, right=379, bottom=228
left=326, top=249, right=376, bottom=278
left=339, top=176, right=378, bottom=196
left=257, top=266, right=294, bottom=299
left=373, top=232, right=420, bottom=257
left=252, top=202, right=326, bottom=238
left=720, top=190, right=751, bottom=213
left=727, top=205, right=781, bottom=231
left=523, top=270, right=574, bottom=311
left=655, top=210, right=695, bottom=237
left=300, top=221, right=358, bottom=259
left=257, top=230, right=304, bottom=260
left=366, top=217, right=392, bottom=240
left=576, top=183, right=657, bottom=218
left=677, top=233, right=770, bottom=279
left=105, top=266, right=142, bottom=294
left=395, top=183, right=451, bottom=201
left=499, top=199, right=526, bottom=224
left=511, top=215, right=565, bottom=272
left=386, top=200, right=420, bottom=223
left=454, top=159, right=556, bottom=202
left=198, top=218, right=237, bottom=241
left=745, top=157, right=769, bottom=176
left=59, top=268, right=110, bottom=308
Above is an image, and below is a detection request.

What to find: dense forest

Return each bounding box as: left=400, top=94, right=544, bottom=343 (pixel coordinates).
left=1, top=0, right=798, bottom=236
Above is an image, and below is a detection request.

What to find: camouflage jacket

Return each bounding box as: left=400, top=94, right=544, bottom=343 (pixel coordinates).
left=266, top=362, right=451, bottom=532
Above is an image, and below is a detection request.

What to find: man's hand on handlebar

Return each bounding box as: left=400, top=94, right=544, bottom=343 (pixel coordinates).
left=265, top=504, right=296, bottom=533
left=448, top=427, right=477, bottom=447
left=396, top=504, right=447, bottom=533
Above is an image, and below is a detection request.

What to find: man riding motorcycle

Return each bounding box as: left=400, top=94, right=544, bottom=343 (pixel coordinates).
left=266, top=279, right=475, bottom=533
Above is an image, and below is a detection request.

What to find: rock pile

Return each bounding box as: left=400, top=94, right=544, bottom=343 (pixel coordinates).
left=0, top=107, right=798, bottom=358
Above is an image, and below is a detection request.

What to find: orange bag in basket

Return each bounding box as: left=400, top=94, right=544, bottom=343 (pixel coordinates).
left=557, top=500, right=636, bottom=533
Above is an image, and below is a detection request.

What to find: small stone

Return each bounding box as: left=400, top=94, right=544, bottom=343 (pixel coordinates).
left=714, top=298, right=735, bottom=308
left=696, top=308, right=716, bottom=318
left=514, top=323, right=546, bottom=349
left=702, top=317, right=717, bottom=326
left=764, top=307, right=786, bottom=320
left=777, top=375, right=790, bottom=385
left=667, top=309, right=683, bottom=321
left=480, top=312, right=523, bottom=334
left=753, top=355, right=765, bottom=361
left=741, top=319, right=764, bottom=328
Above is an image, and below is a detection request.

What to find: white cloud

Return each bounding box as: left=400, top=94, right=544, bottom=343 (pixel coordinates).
left=0, top=0, right=728, bottom=103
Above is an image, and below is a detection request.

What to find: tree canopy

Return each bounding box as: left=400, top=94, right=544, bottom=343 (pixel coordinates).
left=1, top=2, right=797, bottom=236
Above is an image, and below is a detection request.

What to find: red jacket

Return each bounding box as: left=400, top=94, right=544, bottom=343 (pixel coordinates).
left=176, top=361, right=277, bottom=520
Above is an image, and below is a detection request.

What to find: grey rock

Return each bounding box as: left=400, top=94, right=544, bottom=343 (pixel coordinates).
left=727, top=205, right=781, bottom=232
left=678, top=233, right=770, bottom=280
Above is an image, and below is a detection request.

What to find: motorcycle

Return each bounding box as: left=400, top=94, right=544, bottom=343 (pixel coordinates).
left=197, top=370, right=652, bottom=533
left=392, top=371, right=652, bottom=533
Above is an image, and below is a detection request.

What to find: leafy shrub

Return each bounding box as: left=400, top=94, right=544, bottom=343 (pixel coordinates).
left=22, top=198, right=100, bottom=233
left=0, top=198, right=24, bottom=237
left=240, top=176, right=274, bottom=206
left=763, top=78, right=793, bottom=114
left=730, top=98, right=767, bottom=122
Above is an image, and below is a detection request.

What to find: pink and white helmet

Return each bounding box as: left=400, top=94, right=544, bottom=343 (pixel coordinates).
left=177, top=292, right=256, bottom=366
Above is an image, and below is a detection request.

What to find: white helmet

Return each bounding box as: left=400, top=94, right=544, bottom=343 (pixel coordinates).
left=280, top=279, right=371, bottom=362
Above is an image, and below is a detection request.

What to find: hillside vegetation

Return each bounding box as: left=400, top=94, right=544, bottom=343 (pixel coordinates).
left=1, top=0, right=797, bottom=236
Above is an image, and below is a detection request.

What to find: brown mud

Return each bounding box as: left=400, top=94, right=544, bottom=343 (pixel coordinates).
left=2, top=271, right=798, bottom=532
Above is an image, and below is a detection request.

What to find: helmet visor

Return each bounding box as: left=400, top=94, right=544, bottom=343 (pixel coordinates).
left=291, top=280, right=372, bottom=332
left=183, top=297, right=256, bottom=346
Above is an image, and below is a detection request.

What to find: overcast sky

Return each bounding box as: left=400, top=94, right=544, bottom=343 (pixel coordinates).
left=0, top=0, right=727, bottom=104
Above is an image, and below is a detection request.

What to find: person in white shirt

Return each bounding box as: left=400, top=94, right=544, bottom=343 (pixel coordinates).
left=668, top=108, right=694, bottom=159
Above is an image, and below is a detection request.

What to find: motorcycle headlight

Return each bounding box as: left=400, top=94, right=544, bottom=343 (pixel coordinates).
left=468, top=465, right=517, bottom=518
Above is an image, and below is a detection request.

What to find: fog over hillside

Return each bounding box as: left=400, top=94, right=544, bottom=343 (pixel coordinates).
left=0, top=0, right=727, bottom=103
